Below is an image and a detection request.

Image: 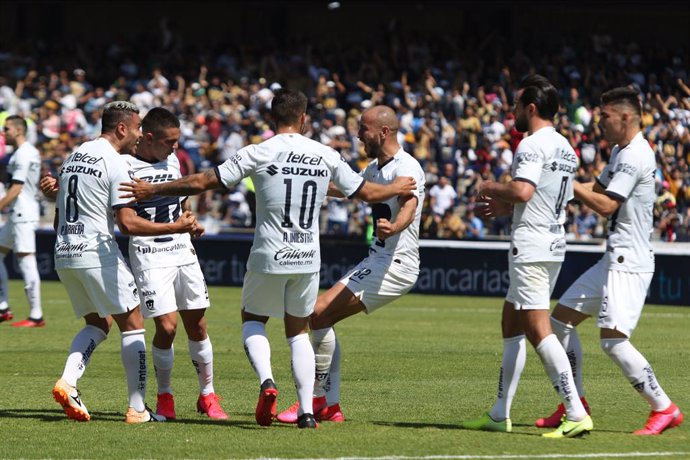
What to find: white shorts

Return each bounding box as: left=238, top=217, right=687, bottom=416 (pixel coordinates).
left=0, top=220, right=37, bottom=253
left=506, top=260, right=562, bottom=310
left=241, top=270, right=319, bottom=319
left=57, top=258, right=140, bottom=319
left=135, top=262, right=210, bottom=319
left=338, top=256, right=418, bottom=313
left=558, top=258, right=653, bottom=337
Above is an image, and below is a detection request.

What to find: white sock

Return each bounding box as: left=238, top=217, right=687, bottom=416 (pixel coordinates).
left=601, top=338, right=672, bottom=411
left=152, top=345, right=174, bottom=395
left=121, top=329, right=147, bottom=412
left=311, top=327, right=336, bottom=398
left=18, top=254, right=42, bottom=320
left=489, top=335, right=526, bottom=421
left=536, top=334, right=587, bottom=421
left=0, top=253, right=8, bottom=309
left=325, top=338, right=341, bottom=406
left=551, top=317, right=585, bottom=397
left=61, top=325, right=107, bottom=387
left=288, top=333, right=315, bottom=416
left=242, top=321, right=273, bottom=383
left=189, top=338, right=215, bottom=396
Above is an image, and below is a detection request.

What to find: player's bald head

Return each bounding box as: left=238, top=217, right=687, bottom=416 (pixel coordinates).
left=363, top=105, right=399, bottom=133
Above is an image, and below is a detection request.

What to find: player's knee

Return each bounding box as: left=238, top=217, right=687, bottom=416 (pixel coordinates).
left=156, top=320, right=177, bottom=339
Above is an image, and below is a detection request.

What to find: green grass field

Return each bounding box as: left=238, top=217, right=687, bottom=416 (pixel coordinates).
left=1, top=280, right=688, bottom=459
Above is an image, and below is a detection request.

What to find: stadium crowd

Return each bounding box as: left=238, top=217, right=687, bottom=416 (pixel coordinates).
left=1, top=30, right=689, bottom=241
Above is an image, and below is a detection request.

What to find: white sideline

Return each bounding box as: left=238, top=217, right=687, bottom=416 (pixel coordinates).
left=256, top=453, right=690, bottom=460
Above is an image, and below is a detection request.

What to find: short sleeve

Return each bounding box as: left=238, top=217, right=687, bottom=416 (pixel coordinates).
left=605, top=148, right=639, bottom=202
left=111, top=155, right=135, bottom=209
left=330, top=154, right=365, bottom=198
left=512, top=139, right=544, bottom=187
left=10, top=152, right=30, bottom=184
left=215, top=145, right=258, bottom=189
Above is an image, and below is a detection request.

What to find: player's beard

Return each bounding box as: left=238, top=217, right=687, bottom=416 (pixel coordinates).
left=515, top=112, right=529, bottom=133
left=365, top=140, right=381, bottom=159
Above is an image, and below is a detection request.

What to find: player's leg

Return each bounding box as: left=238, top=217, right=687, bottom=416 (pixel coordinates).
left=52, top=268, right=110, bottom=421
left=463, top=300, right=523, bottom=433
left=598, top=270, right=682, bottom=435
left=0, top=228, right=14, bottom=321
left=11, top=252, right=43, bottom=326
left=241, top=270, right=284, bottom=426
left=536, top=260, right=603, bottom=427
left=284, top=272, right=320, bottom=429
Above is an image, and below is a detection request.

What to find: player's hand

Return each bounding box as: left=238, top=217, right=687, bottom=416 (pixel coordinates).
left=40, top=173, right=59, bottom=200
left=393, top=176, right=416, bottom=197
left=474, top=196, right=512, bottom=218
left=174, top=210, right=197, bottom=233
left=119, top=177, right=155, bottom=203
left=375, top=218, right=396, bottom=240
left=190, top=222, right=206, bottom=238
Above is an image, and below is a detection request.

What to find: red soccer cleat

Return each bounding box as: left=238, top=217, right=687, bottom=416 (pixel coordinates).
left=634, top=403, right=683, bottom=435
left=0, top=309, right=13, bottom=323
left=535, top=397, right=590, bottom=428
left=156, top=392, right=176, bottom=419
left=255, top=379, right=278, bottom=426
left=197, top=393, right=228, bottom=420
left=317, top=402, right=345, bottom=422
left=12, top=318, right=45, bottom=328
left=276, top=396, right=327, bottom=423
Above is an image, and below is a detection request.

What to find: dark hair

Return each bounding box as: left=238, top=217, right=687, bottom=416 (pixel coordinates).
left=4, top=115, right=27, bottom=132
left=601, top=87, right=642, bottom=117
left=101, top=101, right=140, bottom=133
left=142, top=107, right=180, bottom=138
left=517, top=74, right=559, bottom=120
left=271, top=89, right=307, bottom=127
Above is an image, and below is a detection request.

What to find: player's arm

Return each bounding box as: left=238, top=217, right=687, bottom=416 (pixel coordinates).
left=0, top=182, right=23, bottom=210
left=573, top=180, right=621, bottom=217
left=120, top=169, right=221, bottom=203
left=375, top=195, right=417, bottom=241
left=327, top=182, right=346, bottom=198
left=478, top=179, right=535, bottom=204
left=354, top=176, right=416, bottom=203
left=115, top=207, right=197, bottom=236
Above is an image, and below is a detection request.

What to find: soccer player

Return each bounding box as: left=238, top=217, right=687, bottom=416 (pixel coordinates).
left=535, top=87, right=683, bottom=435
left=276, top=105, right=426, bottom=424
left=462, top=75, right=593, bottom=438
left=0, top=115, right=43, bottom=327
left=41, top=101, right=196, bottom=423
left=119, top=89, right=416, bottom=428
left=127, top=107, right=227, bottom=420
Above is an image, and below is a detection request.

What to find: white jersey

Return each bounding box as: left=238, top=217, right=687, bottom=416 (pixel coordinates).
left=361, top=149, right=425, bottom=272
left=55, top=138, right=132, bottom=269
left=216, top=133, right=364, bottom=274
left=7, top=141, right=41, bottom=222
left=597, top=132, right=655, bottom=273
left=125, top=154, right=197, bottom=272
left=510, top=127, right=578, bottom=263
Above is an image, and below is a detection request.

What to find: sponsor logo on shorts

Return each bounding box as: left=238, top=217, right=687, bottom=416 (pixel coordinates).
left=141, top=290, right=156, bottom=297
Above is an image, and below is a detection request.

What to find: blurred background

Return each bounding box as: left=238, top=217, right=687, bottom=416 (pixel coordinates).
left=1, top=0, right=688, bottom=243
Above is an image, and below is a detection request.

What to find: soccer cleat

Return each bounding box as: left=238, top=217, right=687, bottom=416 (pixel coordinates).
left=536, top=397, right=591, bottom=428
left=197, top=393, right=228, bottom=420
left=462, top=412, right=512, bottom=432
left=316, top=403, right=345, bottom=422
left=11, top=318, right=46, bottom=328
left=542, top=415, right=593, bottom=438
left=276, top=396, right=327, bottom=424
left=125, top=405, right=166, bottom=423
left=156, top=393, right=176, bottom=420
left=255, top=379, right=278, bottom=426
left=297, top=413, right=318, bottom=429
left=0, top=309, right=13, bottom=323
left=52, top=378, right=90, bottom=421
left=633, top=403, right=683, bottom=435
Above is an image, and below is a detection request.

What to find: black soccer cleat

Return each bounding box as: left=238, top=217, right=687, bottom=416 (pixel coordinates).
left=297, top=413, right=318, bottom=429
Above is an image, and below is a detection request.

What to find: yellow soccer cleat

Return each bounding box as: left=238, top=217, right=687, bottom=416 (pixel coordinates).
left=462, top=412, right=512, bottom=433
left=543, top=415, right=593, bottom=438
